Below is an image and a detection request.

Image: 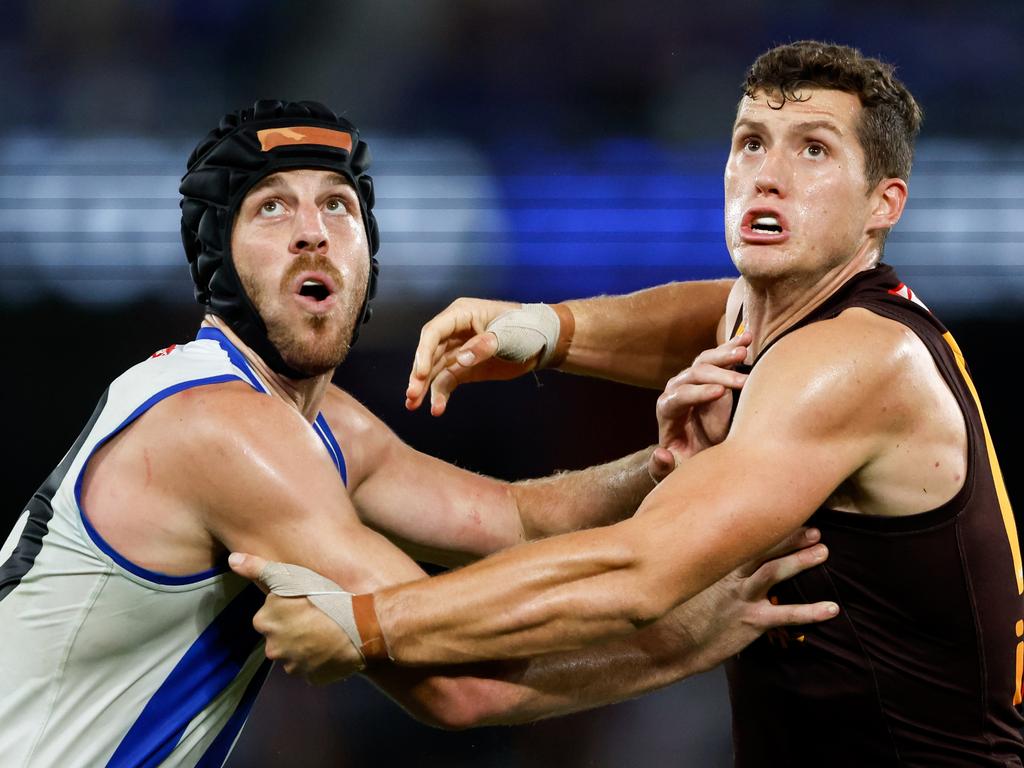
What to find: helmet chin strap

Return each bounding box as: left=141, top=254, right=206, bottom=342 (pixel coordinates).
left=204, top=235, right=311, bottom=380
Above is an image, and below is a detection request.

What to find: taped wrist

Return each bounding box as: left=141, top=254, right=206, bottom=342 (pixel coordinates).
left=259, top=561, right=391, bottom=667
left=486, top=302, right=575, bottom=369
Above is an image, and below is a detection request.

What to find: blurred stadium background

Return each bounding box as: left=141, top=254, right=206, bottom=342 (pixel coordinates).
left=2, top=1, right=1022, bottom=765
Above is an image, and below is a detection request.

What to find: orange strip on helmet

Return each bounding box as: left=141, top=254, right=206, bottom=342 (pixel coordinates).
left=257, top=126, right=353, bottom=152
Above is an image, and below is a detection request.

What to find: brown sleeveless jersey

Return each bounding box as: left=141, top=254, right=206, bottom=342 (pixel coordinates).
left=725, top=264, right=1023, bottom=767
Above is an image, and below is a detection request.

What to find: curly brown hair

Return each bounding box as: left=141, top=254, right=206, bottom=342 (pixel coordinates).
left=743, top=41, right=923, bottom=190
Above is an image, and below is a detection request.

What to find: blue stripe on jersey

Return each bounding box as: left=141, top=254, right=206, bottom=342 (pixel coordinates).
left=106, top=585, right=265, bottom=768
left=198, top=326, right=348, bottom=486
left=314, top=413, right=348, bottom=487
left=195, top=327, right=266, bottom=393
left=75, top=374, right=242, bottom=586
left=194, top=659, right=273, bottom=768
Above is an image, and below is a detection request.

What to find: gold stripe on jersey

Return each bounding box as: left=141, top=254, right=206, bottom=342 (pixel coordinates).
left=942, top=331, right=1023, bottom=705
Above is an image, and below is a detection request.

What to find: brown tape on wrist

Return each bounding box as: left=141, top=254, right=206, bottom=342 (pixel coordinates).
left=546, top=303, right=576, bottom=369
left=352, top=593, right=390, bottom=664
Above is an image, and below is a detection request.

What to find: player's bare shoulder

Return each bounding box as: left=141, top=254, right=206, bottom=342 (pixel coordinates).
left=750, top=307, right=968, bottom=516
left=320, top=385, right=406, bottom=493
left=739, top=308, right=922, bottom=437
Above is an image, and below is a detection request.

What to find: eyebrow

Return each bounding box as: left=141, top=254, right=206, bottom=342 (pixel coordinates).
left=733, top=118, right=844, bottom=137
left=322, top=172, right=352, bottom=189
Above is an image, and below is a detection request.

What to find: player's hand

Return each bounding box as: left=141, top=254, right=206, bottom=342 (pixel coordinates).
left=649, top=331, right=751, bottom=482
left=670, top=527, right=838, bottom=674
left=229, top=553, right=366, bottom=685
left=406, top=298, right=532, bottom=416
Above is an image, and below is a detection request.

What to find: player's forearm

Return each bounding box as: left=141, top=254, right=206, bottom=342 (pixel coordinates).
left=370, top=514, right=709, bottom=666
left=368, top=603, right=704, bottom=729
left=511, top=448, right=655, bottom=540
left=558, top=279, right=733, bottom=388
left=467, top=605, right=708, bottom=726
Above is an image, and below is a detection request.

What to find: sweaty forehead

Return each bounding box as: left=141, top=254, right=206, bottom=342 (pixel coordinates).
left=734, top=89, right=862, bottom=131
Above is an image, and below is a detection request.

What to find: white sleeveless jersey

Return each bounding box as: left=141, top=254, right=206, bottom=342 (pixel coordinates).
left=0, top=327, right=347, bottom=768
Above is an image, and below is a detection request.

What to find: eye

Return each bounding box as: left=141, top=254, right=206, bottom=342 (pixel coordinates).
left=324, top=197, right=348, bottom=214
left=259, top=199, right=286, bottom=218
left=741, top=137, right=763, bottom=153
left=803, top=142, right=827, bottom=159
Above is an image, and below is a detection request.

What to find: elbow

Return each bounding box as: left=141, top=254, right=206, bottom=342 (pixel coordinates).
left=407, top=678, right=506, bottom=731
left=624, top=581, right=675, bottom=629
left=616, top=532, right=680, bottom=627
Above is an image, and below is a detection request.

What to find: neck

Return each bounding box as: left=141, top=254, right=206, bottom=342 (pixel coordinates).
left=740, top=246, right=879, bottom=360
left=202, top=315, right=331, bottom=423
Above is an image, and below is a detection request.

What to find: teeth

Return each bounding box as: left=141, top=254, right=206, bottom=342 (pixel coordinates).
left=753, top=216, right=779, bottom=227
left=302, top=279, right=324, bottom=287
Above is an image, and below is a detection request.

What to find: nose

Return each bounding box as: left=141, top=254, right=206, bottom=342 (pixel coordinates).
left=753, top=149, right=788, bottom=198
left=289, top=202, right=328, bottom=255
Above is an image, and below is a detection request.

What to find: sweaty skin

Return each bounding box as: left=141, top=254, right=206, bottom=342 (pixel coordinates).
left=245, top=89, right=970, bottom=670
left=81, top=168, right=835, bottom=727
left=405, top=280, right=735, bottom=415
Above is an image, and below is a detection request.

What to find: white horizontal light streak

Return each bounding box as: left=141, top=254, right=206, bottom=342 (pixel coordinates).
left=0, top=136, right=1021, bottom=316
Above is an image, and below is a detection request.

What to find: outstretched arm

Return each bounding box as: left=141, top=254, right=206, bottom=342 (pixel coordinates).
left=406, top=279, right=734, bottom=415
left=324, top=385, right=659, bottom=567
left=231, top=527, right=834, bottom=727
left=327, top=329, right=751, bottom=565
left=361, top=316, right=911, bottom=665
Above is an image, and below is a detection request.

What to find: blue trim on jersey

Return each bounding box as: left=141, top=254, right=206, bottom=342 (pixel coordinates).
left=194, top=659, right=273, bottom=768
left=314, top=413, right=348, bottom=487
left=75, top=374, right=242, bottom=586
left=198, top=326, right=348, bottom=486
left=195, top=327, right=265, bottom=392
left=106, top=586, right=266, bottom=768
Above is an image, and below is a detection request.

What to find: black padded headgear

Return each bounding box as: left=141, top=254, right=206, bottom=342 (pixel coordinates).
left=179, top=99, right=380, bottom=379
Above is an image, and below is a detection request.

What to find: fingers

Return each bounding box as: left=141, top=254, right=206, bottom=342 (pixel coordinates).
left=454, top=332, right=499, bottom=368
left=683, top=331, right=751, bottom=376
left=657, top=382, right=728, bottom=422
left=412, top=308, right=463, bottom=381
left=406, top=299, right=518, bottom=411
left=665, top=362, right=747, bottom=395
left=407, top=306, right=471, bottom=410
left=657, top=336, right=750, bottom=420
left=733, top=527, right=819, bottom=578
left=741, top=542, right=829, bottom=599
left=648, top=447, right=676, bottom=484
left=425, top=333, right=501, bottom=415
left=228, top=552, right=271, bottom=594
left=694, top=330, right=752, bottom=367
left=754, top=600, right=840, bottom=628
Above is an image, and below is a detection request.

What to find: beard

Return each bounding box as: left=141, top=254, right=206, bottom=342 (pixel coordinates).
left=241, top=252, right=364, bottom=377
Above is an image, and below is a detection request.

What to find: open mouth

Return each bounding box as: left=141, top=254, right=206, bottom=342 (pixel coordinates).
left=740, top=209, right=789, bottom=243
left=750, top=215, right=783, bottom=235
left=299, top=279, right=331, bottom=302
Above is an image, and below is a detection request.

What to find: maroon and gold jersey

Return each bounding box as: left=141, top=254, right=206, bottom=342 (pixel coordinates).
left=726, top=265, right=1023, bottom=767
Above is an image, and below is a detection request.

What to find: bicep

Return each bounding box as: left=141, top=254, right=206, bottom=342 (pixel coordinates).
left=563, top=279, right=733, bottom=388
left=194, top=402, right=428, bottom=593
left=626, top=357, right=883, bottom=599
left=352, top=440, right=524, bottom=566
left=320, top=386, right=524, bottom=564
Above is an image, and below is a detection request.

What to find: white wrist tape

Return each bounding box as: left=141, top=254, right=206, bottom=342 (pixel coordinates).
left=259, top=560, right=365, bottom=666
left=486, top=303, right=561, bottom=368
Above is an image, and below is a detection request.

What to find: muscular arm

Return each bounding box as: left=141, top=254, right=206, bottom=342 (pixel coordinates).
left=560, top=279, right=734, bottom=387
left=368, top=536, right=825, bottom=727
left=372, top=314, right=915, bottom=665
left=322, top=385, right=654, bottom=567
left=174, top=384, right=699, bottom=727
left=407, top=279, right=734, bottom=414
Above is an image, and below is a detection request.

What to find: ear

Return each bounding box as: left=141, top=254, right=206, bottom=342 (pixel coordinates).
left=866, top=177, right=908, bottom=235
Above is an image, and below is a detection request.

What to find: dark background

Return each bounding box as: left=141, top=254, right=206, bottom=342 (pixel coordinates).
left=2, top=2, right=1021, bottom=765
